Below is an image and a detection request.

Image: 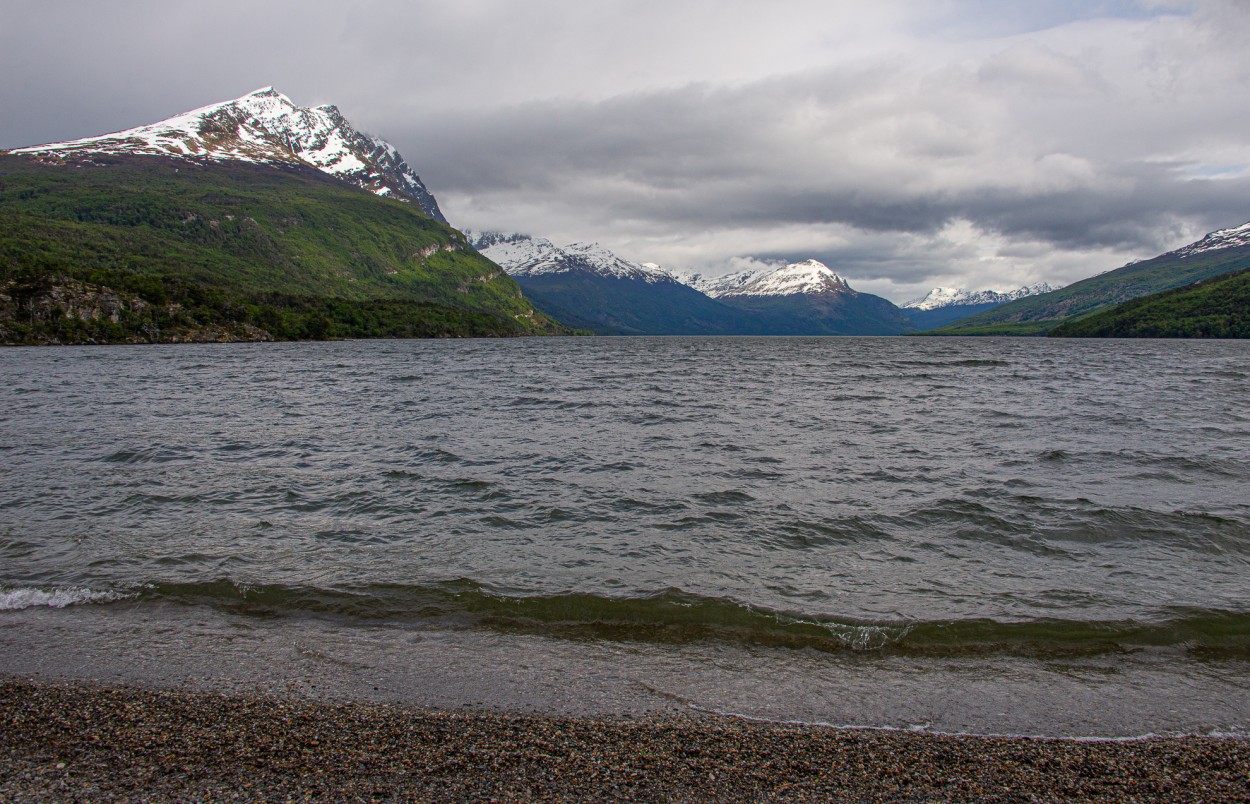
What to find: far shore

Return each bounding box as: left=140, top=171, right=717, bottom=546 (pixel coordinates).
left=2, top=677, right=1247, bottom=801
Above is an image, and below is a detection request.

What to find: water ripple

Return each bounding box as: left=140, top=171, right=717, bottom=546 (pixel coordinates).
left=1, top=337, right=1248, bottom=631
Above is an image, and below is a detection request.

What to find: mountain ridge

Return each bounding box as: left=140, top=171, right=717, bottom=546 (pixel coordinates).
left=471, top=236, right=916, bottom=335
left=468, top=232, right=745, bottom=334
left=13, top=88, right=447, bottom=223
left=902, top=283, right=1058, bottom=311
left=719, top=259, right=852, bottom=298
left=467, top=232, right=678, bottom=284
left=1049, top=265, right=1250, bottom=338
left=900, top=283, right=1059, bottom=330
left=930, top=221, right=1250, bottom=335
left=707, top=258, right=913, bottom=336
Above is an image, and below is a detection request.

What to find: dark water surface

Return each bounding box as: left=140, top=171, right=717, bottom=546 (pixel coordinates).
left=2, top=337, right=1249, bottom=735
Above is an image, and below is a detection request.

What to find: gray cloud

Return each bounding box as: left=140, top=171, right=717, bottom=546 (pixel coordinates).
left=3, top=0, right=1249, bottom=301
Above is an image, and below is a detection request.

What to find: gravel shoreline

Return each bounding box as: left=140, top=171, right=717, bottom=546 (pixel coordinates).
left=2, top=677, right=1247, bottom=802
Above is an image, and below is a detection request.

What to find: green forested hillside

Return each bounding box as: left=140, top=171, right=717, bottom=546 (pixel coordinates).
left=1049, top=267, right=1250, bottom=338
left=0, top=154, right=566, bottom=343
left=929, top=242, right=1250, bottom=335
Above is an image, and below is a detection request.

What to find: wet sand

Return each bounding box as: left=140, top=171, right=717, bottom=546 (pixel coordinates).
left=3, top=677, right=1247, bottom=802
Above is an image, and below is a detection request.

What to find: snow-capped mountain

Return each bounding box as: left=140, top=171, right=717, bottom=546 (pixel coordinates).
left=680, top=259, right=912, bottom=335
left=467, top=232, right=677, bottom=283
left=902, top=283, right=1058, bottom=311
left=718, top=259, right=852, bottom=298
left=13, top=87, right=446, bottom=222
left=1169, top=221, right=1250, bottom=259
left=679, top=259, right=856, bottom=299
left=900, top=283, right=1059, bottom=330
left=465, top=232, right=749, bottom=335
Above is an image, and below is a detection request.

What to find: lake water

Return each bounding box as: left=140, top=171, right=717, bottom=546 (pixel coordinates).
left=2, top=337, right=1248, bottom=737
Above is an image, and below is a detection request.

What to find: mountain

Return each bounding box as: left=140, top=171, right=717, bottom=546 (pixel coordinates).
left=472, top=238, right=912, bottom=336
left=1, top=91, right=566, bottom=344
left=700, top=259, right=914, bottom=335
left=902, top=284, right=1058, bottom=311
left=1049, top=266, right=1250, bottom=338
left=677, top=268, right=768, bottom=298
left=471, top=232, right=677, bottom=283
left=930, top=222, right=1250, bottom=335
left=468, top=233, right=749, bottom=334
left=12, top=87, right=447, bottom=223
left=901, top=284, right=1057, bottom=329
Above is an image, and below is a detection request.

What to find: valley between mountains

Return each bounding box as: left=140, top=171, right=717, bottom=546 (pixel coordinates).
left=2, top=88, right=1247, bottom=343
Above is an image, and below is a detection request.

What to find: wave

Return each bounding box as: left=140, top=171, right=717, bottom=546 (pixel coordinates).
left=99, top=446, right=193, bottom=465
left=107, top=580, right=1250, bottom=660
left=0, top=585, right=132, bottom=611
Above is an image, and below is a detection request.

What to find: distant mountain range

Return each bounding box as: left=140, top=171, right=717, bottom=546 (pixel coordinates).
left=1, top=89, right=563, bottom=344
left=473, top=219, right=1250, bottom=339
left=900, top=284, right=1058, bottom=330
left=902, top=284, right=1059, bottom=311
left=468, top=232, right=747, bottom=334
left=680, top=264, right=1055, bottom=333
left=473, top=235, right=934, bottom=335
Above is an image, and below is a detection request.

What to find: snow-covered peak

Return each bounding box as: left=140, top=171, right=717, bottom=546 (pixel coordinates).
left=563, top=242, right=676, bottom=281
left=465, top=231, right=566, bottom=273
left=675, top=268, right=766, bottom=298
left=902, top=287, right=968, bottom=310
left=902, top=283, right=1059, bottom=310
left=1169, top=221, right=1250, bottom=259
left=13, top=88, right=447, bottom=222
left=470, top=233, right=676, bottom=283
left=720, top=259, right=851, bottom=298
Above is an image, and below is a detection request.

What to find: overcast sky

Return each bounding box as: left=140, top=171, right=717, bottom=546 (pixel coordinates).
left=4, top=0, right=1250, bottom=301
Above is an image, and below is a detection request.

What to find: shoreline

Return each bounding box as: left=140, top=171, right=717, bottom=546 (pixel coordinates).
left=5, top=603, right=1250, bottom=741
left=3, top=677, right=1248, bottom=802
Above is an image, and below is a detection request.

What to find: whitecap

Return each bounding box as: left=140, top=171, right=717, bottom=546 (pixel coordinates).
left=0, top=586, right=130, bottom=611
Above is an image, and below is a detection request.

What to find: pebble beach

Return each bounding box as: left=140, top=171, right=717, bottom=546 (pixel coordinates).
left=3, top=677, right=1248, bottom=802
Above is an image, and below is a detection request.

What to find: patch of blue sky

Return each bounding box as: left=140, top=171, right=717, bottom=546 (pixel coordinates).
left=1181, top=164, right=1248, bottom=180
left=923, top=0, right=1191, bottom=39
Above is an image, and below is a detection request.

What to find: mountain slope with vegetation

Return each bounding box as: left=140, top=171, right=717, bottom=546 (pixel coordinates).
left=1049, top=266, right=1250, bottom=338
left=0, top=154, right=564, bottom=343
left=928, top=227, right=1250, bottom=335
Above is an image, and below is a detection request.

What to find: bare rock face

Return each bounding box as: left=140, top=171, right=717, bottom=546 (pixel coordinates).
left=0, top=277, right=274, bottom=345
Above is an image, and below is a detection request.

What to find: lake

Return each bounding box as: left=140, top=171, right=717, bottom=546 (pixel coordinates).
left=2, top=336, right=1248, bottom=737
